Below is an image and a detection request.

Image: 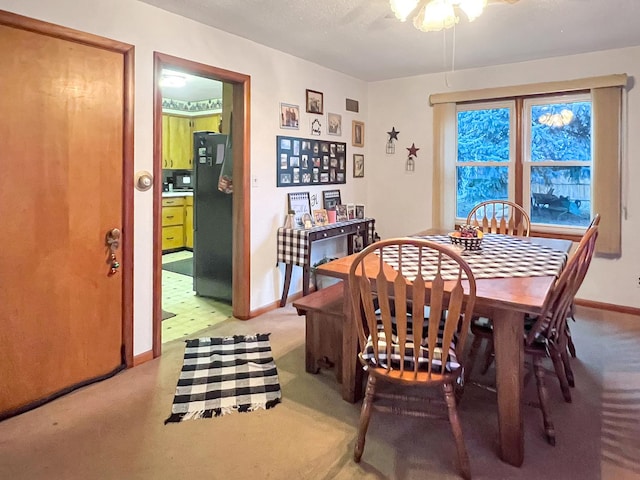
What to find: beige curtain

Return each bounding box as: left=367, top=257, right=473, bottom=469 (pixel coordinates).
left=592, top=86, right=622, bottom=256
left=432, top=103, right=456, bottom=230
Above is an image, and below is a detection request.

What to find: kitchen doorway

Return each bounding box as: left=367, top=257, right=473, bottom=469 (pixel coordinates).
left=152, top=53, right=251, bottom=356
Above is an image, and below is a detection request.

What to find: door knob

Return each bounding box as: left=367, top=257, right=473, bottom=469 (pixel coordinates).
left=106, top=228, right=121, bottom=275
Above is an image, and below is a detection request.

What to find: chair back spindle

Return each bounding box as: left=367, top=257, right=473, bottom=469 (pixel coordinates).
left=467, top=200, right=531, bottom=236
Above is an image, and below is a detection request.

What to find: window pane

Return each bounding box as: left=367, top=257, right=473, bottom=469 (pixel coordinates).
left=457, top=108, right=510, bottom=162
left=457, top=166, right=509, bottom=218
left=530, top=102, right=591, bottom=161
left=530, top=166, right=591, bottom=227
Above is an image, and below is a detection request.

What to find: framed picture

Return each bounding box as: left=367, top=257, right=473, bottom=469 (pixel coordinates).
left=352, top=120, right=364, bottom=147
left=355, top=204, right=365, bottom=219
left=287, top=192, right=312, bottom=228
left=280, top=103, right=299, bottom=129
left=277, top=135, right=346, bottom=187
left=327, top=112, right=342, bottom=136
left=322, top=189, right=342, bottom=210
left=313, top=209, right=329, bottom=226
left=353, top=154, right=364, bottom=178
left=347, top=204, right=356, bottom=220
left=335, top=204, right=348, bottom=222
left=306, top=89, right=323, bottom=114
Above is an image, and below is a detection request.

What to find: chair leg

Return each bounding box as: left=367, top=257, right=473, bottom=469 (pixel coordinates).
left=550, top=351, right=572, bottom=403
left=566, top=322, right=577, bottom=358
left=443, top=382, right=471, bottom=480
left=533, top=355, right=556, bottom=446
left=480, top=337, right=495, bottom=375
left=560, top=348, right=575, bottom=388
left=464, top=334, right=483, bottom=385
left=354, top=374, right=376, bottom=463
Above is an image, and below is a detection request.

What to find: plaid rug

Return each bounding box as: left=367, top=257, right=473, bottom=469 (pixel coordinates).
left=164, top=333, right=281, bottom=423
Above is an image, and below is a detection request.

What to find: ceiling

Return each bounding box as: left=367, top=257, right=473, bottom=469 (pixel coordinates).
left=143, top=0, right=640, bottom=84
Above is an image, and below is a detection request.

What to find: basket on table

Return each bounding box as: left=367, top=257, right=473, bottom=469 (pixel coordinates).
left=448, top=229, right=484, bottom=251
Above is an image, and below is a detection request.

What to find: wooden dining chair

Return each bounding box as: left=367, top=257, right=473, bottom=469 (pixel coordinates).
left=466, top=200, right=531, bottom=236
left=348, top=238, right=477, bottom=480
left=465, top=224, right=599, bottom=445
left=566, top=213, right=601, bottom=358
left=464, top=200, right=531, bottom=380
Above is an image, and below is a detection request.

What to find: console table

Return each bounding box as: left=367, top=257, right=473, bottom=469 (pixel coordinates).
left=277, top=218, right=375, bottom=306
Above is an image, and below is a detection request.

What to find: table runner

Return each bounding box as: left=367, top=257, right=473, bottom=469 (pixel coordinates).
left=376, top=234, right=568, bottom=282
left=277, top=218, right=375, bottom=267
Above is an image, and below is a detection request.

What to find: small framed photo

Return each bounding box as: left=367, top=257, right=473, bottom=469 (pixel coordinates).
left=280, top=103, right=299, bottom=129
left=353, top=154, right=364, bottom=178
left=327, top=112, right=342, bottom=136
left=352, top=120, right=364, bottom=147
left=356, top=204, right=365, bottom=219
left=322, top=189, right=342, bottom=210
left=347, top=204, right=356, bottom=220
left=306, top=89, right=323, bottom=114
left=287, top=192, right=312, bottom=228
left=335, top=204, right=348, bottom=222
left=313, top=209, right=329, bottom=226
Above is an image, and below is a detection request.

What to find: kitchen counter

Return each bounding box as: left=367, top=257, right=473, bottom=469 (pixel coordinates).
left=163, top=191, right=193, bottom=198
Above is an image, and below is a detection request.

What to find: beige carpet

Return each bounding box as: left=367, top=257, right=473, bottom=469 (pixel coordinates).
left=0, top=305, right=638, bottom=479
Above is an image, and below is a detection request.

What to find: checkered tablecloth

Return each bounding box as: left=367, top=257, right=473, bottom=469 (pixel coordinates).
left=375, top=234, right=568, bottom=282
left=277, top=219, right=375, bottom=267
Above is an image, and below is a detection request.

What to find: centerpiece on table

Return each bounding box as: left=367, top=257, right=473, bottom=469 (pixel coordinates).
left=448, top=224, right=483, bottom=251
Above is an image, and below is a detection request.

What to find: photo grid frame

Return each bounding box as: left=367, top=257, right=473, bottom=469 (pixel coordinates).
left=277, top=135, right=347, bottom=187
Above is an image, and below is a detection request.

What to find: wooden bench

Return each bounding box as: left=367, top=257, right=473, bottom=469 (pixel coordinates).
left=292, top=282, right=344, bottom=383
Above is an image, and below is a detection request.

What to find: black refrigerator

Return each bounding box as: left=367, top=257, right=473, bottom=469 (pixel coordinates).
left=193, top=131, right=233, bottom=303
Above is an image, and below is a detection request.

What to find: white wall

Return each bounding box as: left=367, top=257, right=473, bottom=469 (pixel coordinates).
left=367, top=47, right=640, bottom=309
left=0, top=0, right=368, bottom=355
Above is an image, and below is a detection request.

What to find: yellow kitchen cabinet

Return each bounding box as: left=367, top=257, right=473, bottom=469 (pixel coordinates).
left=184, top=196, right=193, bottom=249
left=162, top=115, right=193, bottom=170
left=162, top=197, right=185, bottom=251
left=193, top=114, right=220, bottom=133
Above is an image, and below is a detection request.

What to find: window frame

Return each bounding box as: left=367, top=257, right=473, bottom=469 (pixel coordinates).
left=454, top=93, right=593, bottom=238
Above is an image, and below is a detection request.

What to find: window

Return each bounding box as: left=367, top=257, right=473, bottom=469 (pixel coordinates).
left=455, top=94, right=593, bottom=232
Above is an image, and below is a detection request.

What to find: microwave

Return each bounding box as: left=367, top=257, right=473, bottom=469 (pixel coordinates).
left=173, top=172, right=192, bottom=190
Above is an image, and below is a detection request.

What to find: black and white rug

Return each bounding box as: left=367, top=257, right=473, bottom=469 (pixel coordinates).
left=165, top=333, right=281, bottom=423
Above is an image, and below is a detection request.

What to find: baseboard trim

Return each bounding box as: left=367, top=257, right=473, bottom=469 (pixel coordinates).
left=248, top=290, right=307, bottom=318
left=133, top=350, right=154, bottom=366
left=574, top=298, right=640, bottom=316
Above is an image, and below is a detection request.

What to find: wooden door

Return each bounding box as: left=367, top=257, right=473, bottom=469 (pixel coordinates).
left=0, top=15, right=130, bottom=417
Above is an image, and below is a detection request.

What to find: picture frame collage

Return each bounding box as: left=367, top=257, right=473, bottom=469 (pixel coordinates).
left=277, top=135, right=347, bottom=187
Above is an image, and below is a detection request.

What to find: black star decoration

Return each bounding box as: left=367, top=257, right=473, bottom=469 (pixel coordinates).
left=407, top=143, right=420, bottom=157
left=387, top=127, right=399, bottom=141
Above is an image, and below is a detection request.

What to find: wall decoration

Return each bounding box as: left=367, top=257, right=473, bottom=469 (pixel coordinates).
left=306, top=89, right=323, bottom=114
left=355, top=204, right=365, bottom=219
left=406, top=157, right=415, bottom=173
left=322, top=189, right=342, bottom=210
left=345, top=98, right=359, bottom=113
left=407, top=142, right=420, bottom=157
left=162, top=97, right=222, bottom=113
left=353, top=153, right=364, bottom=178
left=386, top=126, right=399, bottom=154
left=352, top=120, right=364, bottom=147
left=280, top=103, right=300, bottom=129
left=310, top=118, right=322, bottom=136
left=327, top=112, right=342, bottom=136
left=277, top=135, right=347, bottom=187
left=287, top=192, right=312, bottom=228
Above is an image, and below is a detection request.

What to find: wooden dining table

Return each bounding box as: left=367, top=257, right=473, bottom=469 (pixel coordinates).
left=315, top=229, right=572, bottom=467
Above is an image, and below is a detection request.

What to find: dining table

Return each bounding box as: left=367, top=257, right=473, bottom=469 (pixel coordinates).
left=314, top=228, right=572, bottom=467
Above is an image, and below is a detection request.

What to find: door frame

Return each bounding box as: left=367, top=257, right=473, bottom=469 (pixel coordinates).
left=153, top=53, right=252, bottom=357
left=0, top=10, right=135, bottom=368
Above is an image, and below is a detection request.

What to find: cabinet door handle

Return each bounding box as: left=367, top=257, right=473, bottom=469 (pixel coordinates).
left=166, top=237, right=174, bottom=240
left=167, top=215, right=174, bottom=219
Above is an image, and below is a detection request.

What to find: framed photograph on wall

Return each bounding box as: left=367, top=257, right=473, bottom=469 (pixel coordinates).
left=280, top=103, right=300, bottom=129
left=327, top=112, right=342, bottom=136
left=287, top=191, right=312, bottom=228
left=353, top=154, right=364, bottom=178
left=352, top=120, right=364, bottom=147
left=306, top=89, right=323, bottom=114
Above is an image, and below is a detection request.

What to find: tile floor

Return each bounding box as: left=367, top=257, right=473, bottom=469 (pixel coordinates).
left=161, top=250, right=233, bottom=343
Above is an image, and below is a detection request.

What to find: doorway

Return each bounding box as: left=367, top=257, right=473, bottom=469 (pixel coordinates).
left=152, top=53, right=251, bottom=356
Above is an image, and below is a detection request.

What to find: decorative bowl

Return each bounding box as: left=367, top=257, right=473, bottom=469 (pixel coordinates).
left=448, top=230, right=484, bottom=251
